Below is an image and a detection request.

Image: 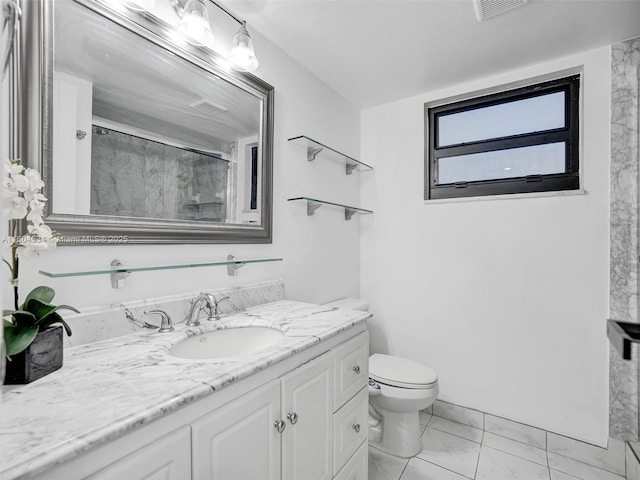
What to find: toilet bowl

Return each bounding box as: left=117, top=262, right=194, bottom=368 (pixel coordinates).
left=324, top=298, right=439, bottom=458
left=368, top=353, right=439, bottom=457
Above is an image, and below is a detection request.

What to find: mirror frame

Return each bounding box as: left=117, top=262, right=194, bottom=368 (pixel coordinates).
left=18, top=0, right=274, bottom=244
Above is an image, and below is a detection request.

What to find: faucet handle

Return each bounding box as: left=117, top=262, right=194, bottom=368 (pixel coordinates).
left=210, top=295, right=232, bottom=320
left=144, top=309, right=174, bottom=333
left=214, top=295, right=230, bottom=305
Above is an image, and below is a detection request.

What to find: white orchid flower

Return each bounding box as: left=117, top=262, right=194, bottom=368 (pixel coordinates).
left=27, top=223, right=54, bottom=240
left=4, top=160, right=23, bottom=176
left=26, top=211, right=44, bottom=226
left=24, top=168, right=45, bottom=191
left=2, top=183, right=18, bottom=201
left=24, top=191, right=46, bottom=203
left=28, top=198, right=45, bottom=213
left=11, top=173, right=30, bottom=192
left=19, top=236, right=53, bottom=258
left=3, top=195, right=28, bottom=219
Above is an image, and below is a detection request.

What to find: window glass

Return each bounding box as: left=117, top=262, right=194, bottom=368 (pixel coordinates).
left=437, top=143, right=566, bottom=184
left=437, top=91, right=565, bottom=147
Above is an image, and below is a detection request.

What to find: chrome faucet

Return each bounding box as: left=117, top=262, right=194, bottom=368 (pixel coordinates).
left=184, top=293, right=217, bottom=326
left=144, top=309, right=174, bottom=333
left=211, top=295, right=233, bottom=320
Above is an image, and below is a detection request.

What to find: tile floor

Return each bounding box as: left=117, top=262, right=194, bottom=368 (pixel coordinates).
left=369, top=411, right=626, bottom=480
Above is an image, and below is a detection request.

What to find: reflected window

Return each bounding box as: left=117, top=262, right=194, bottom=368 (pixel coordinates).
left=425, top=75, right=580, bottom=200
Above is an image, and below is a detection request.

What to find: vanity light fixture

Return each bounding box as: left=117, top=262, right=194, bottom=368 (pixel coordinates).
left=229, top=21, right=259, bottom=72
left=170, top=0, right=260, bottom=72
left=176, top=0, right=215, bottom=47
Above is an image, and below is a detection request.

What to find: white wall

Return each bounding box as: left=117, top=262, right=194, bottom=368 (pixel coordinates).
left=360, top=46, right=611, bottom=445
left=14, top=28, right=362, bottom=311
left=52, top=71, right=92, bottom=214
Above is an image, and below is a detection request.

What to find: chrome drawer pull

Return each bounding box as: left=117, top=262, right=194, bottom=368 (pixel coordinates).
left=274, top=420, right=286, bottom=433
left=352, top=365, right=360, bottom=374
left=352, top=423, right=361, bottom=433
left=287, top=412, right=299, bottom=424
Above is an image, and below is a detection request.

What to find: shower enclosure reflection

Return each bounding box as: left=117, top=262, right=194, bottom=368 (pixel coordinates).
left=89, top=126, right=231, bottom=222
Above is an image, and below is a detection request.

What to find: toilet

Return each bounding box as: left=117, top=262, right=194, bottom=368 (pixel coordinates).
left=324, top=298, right=439, bottom=458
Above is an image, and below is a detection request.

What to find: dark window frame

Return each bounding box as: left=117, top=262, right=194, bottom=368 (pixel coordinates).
left=425, top=75, right=580, bottom=200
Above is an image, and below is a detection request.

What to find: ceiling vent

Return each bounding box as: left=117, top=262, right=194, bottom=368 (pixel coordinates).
left=473, top=0, right=528, bottom=21
left=189, top=99, right=229, bottom=116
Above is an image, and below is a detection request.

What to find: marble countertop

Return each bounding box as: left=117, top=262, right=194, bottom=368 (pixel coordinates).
left=0, top=300, right=370, bottom=480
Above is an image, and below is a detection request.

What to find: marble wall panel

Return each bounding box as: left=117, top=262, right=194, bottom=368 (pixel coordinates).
left=610, top=36, right=640, bottom=441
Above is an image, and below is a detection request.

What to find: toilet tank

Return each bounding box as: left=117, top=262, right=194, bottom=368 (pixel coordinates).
left=324, top=297, right=369, bottom=311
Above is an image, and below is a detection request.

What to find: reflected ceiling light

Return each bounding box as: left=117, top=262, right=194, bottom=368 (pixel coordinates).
left=171, top=0, right=259, bottom=72
left=229, top=21, right=259, bottom=72
left=176, top=0, right=215, bottom=47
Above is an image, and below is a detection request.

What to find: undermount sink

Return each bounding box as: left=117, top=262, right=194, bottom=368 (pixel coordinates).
left=169, top=327, right=285, bottom=360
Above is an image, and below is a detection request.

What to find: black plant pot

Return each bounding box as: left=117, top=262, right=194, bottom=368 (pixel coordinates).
left=4, top=326, right=63, bottom=385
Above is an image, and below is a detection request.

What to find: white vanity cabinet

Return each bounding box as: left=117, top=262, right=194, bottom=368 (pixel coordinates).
left=28, top=330, right=369, bottom=480
left=192, top=333, right=369, bottom=480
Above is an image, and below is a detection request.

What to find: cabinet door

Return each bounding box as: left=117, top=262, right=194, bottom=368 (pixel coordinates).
left=192, top=380, right=281, bottom=480
left=281, top=352, right=334, bottom=480
left=86, top=426, right=191, bottom=480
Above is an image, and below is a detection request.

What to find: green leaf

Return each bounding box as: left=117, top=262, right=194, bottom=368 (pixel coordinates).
left=24, top=298, right=55, bottom=321
left=21, top=286, right=55, bottom=308
left=3, top=324, right=38, bottom=356
left=38, top=312, right=72, bottom=336
left=11, top=311, right=38, bottom=327
left=50, top=304, right=80, bottom=314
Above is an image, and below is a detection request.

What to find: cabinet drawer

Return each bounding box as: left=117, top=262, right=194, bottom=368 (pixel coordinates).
left=333, top=332, right=369, bottom=409
left=333, top=441, right=367, bottom=480
left=333, top=387, right=368, bottom=475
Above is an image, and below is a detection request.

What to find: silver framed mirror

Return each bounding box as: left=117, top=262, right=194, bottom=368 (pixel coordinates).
left=17, top=0, right=273, bottom=244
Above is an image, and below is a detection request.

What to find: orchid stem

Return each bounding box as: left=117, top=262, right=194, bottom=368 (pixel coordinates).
left=10, top=219, right=19, bottom=310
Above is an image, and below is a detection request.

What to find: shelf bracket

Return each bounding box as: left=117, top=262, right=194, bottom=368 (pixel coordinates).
left=307, top=201, right=323, bottom=216
left=344, top=208, right=358, bottom=221
left=307, top=146, right=324, bottom=161
left=226, top=254, right=246, bottom=276
left=345, top=163, right=358, bottom=175
left=110, top=259, right=131, bottom=289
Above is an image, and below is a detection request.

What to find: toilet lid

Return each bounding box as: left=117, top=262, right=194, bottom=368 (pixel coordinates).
left=369, top=353, right=438, bottom=389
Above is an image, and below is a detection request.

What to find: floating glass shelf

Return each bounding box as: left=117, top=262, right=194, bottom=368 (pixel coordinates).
left=287, top=197, right=372, bottom=221
left=288, top=135, right=373, bottom=175
left=39, top=257, right=283, bottom=279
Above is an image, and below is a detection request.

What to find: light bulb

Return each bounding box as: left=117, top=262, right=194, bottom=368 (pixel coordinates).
left=229, top=22, right=259, bottom=72
left=177, top=0, right=215, bottom=47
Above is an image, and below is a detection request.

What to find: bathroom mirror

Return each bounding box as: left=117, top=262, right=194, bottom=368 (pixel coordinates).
left=19, top=0, right=273, bottom=244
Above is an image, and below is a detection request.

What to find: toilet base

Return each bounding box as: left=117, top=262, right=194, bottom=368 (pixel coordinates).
left=368, top=408, right=422, bottom=458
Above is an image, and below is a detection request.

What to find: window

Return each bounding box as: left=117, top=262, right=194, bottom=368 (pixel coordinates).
left=249, top=145, right=259, bottom=210
left=425, top=75, right=580, bottom=200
